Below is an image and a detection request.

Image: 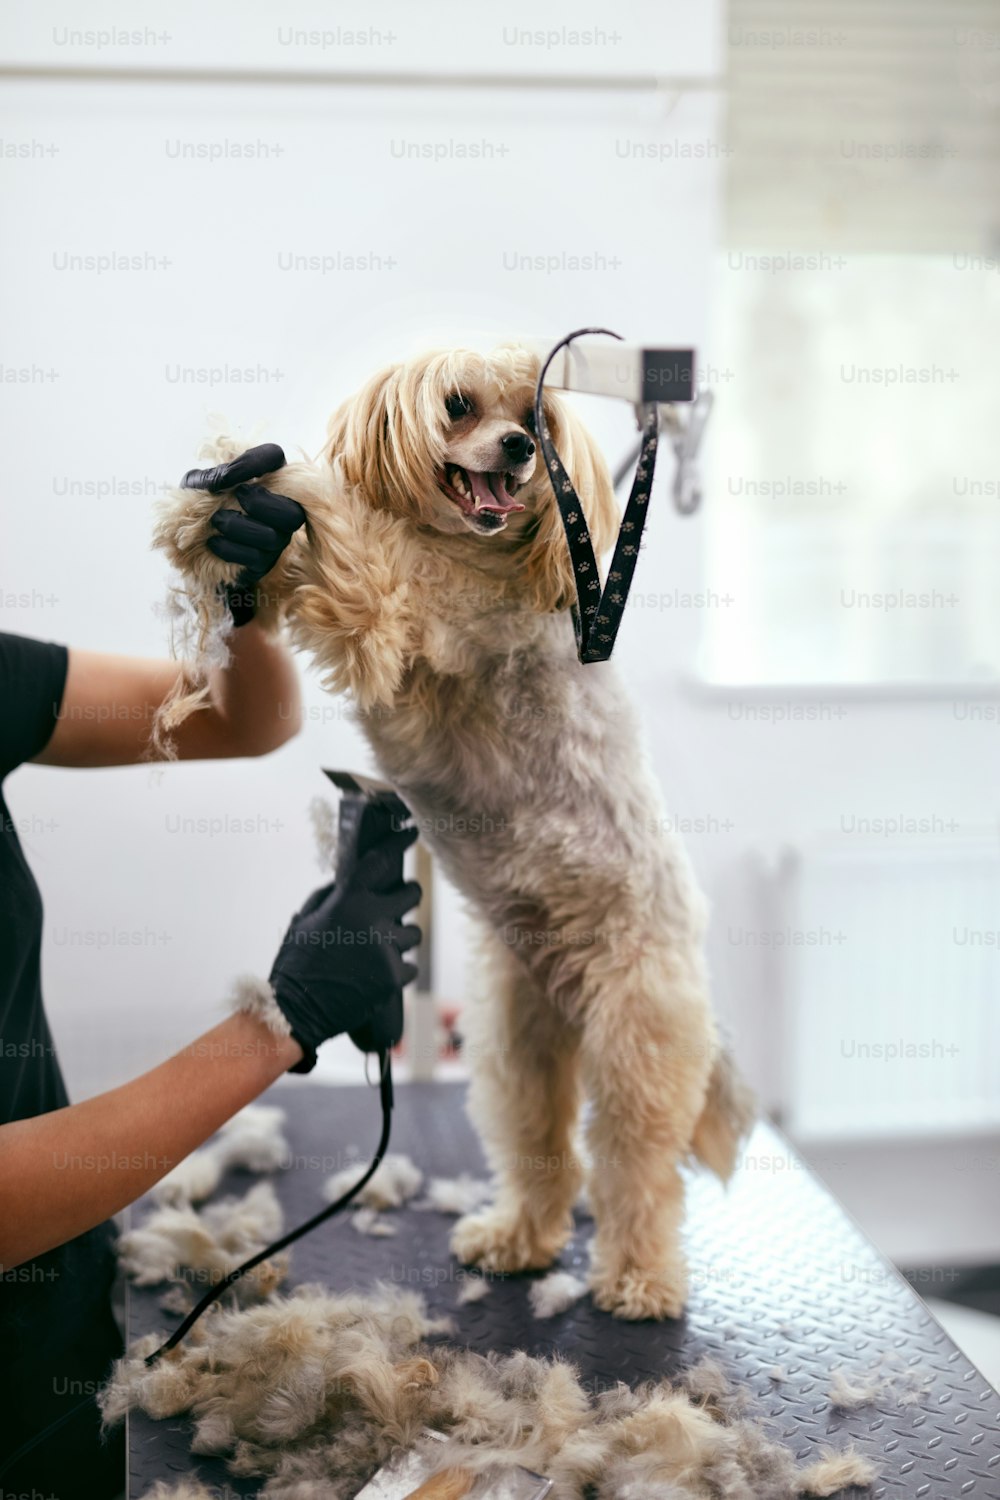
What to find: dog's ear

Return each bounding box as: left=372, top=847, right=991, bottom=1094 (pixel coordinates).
left=327, top=365, right=391, bottom=502
left=558, top=405, right=621, bottom=557
left=326, top=362, right=438, bottom=520
left=518, top=396, right=620, bottom=615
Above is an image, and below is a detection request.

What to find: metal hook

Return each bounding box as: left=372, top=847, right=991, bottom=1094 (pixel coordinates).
left=663, top=388, right=714, bottom=515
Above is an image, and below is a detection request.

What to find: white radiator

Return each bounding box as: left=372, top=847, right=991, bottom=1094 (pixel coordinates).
left=775, top=836, right=1000, bottom=1141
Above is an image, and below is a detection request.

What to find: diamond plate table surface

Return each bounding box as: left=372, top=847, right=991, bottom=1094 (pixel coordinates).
left=126, top=1081, right=1000, bottom=1498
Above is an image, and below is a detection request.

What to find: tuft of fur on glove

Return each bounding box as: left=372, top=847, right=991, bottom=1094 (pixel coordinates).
left=227, top=974, right=293, bottom=1040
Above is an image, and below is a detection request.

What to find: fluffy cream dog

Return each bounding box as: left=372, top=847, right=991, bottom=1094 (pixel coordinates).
left=155, top=344, right=754, bottom=1320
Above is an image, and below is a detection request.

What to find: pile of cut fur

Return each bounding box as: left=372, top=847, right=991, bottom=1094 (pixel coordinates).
left=105, top=1282, right=877, bottom=1500
left=114, top=1113, right=884, bottom=1497
left=117, top=1181, right=289, bottom=1312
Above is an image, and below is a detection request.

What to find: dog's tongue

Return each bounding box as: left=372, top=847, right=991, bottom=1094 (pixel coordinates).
left=469, top=470, right=525, bottom=514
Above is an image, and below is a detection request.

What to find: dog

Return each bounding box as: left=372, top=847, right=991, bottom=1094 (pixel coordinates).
left=155, top=344, right=755, bottom=1319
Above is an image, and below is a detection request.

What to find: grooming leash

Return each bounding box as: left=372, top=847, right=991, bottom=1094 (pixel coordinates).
left=534, top=327, right=661, bottom=664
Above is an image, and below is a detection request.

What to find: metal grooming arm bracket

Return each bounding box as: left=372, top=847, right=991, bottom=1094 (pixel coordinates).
left=523, top=334, right=714, bottom=515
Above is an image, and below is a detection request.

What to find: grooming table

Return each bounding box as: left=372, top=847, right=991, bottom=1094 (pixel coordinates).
left=125, top=1082, right=1000, bottom=1497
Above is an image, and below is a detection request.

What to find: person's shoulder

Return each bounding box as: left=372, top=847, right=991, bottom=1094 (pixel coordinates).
left=0, top=633, right=69, bottom=776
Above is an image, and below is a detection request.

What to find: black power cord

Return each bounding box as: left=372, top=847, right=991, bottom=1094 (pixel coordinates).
left=145, top=1048, right=394, bottom=1366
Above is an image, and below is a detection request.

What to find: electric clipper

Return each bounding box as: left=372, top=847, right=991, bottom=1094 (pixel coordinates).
left=322, top=768, right=413, bottom=1055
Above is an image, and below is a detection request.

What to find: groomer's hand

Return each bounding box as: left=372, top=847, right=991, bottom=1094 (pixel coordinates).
left=268, top=825, right=421, bottom=1071
left=181, top=443, right=306, bottom=626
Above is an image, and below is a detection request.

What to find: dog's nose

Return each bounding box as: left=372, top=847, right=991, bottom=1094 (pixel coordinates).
left=501, top=431, right=535, bottom=465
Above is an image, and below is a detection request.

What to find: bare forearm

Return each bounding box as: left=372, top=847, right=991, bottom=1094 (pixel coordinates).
left=35, top=624, right=302, bottom=768
left=0, top=1013, right=302, bottom=1268
left=191, top=617, right=303, bottom=757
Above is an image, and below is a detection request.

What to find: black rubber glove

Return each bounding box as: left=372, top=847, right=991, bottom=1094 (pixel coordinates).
left=180, top=443, right=306, bottom=626
left=269, top=825, right=421, bottom=1072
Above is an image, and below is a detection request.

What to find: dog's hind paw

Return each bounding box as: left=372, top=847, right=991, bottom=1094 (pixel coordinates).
left=589, top=1265, right=688, bottom=1321
left=450, top=1209, right=564, bottom=1274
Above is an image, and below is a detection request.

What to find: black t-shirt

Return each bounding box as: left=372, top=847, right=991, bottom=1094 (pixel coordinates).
left=0, top=633, right=124, bottom=1492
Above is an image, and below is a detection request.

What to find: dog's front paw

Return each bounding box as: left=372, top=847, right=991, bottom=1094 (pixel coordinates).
left=589, top=1263, right=688, bottom=1321
left=451, top=1209, right=564, bottom=1274
left=154, top=482, right=238, bottom=593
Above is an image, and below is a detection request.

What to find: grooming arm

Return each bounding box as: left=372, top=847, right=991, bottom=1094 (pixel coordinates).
left=523, top=335, right=695, bottom=409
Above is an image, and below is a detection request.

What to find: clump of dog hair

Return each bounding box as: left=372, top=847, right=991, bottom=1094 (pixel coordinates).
left=829, top=1355, right=932, bottom=1411
left=352, top=1207, right=397, bottom=1238
left=104, top=1285, right=882, bottom=1499
left=416, top=1174, right=493, bottom=1216
left=679, top=1356, right=755, bottom=1422
left=118, top=1181, right=287, bottom=1303
left=153, top=1104, right=290, bottom=1207
left=101, top=1282, right=450, bottom=1485
left=456, top=1274, right=492, bottom=1306
left=150, top=588, right=234, bottom=761
left=158, top=1284, right=194, bottom=1317
left=529, top=1271, right=588, bottom=1319
left=828, top=1367, right=883, bottom=1411
left=323, top=1152, right=423, bottom=1211
left=152, top=1148, right=222, bottom=1208
left=797, top=1445, right=879, bottom=1494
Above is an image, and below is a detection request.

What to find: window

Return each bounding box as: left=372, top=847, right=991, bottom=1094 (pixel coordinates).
left=700, top=0, right=1000, bottom=687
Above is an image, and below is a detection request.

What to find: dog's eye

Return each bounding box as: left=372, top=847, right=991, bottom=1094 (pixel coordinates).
left=445, top=392, right=473, bottom=421
left=524, top=409, right=537, bottom=436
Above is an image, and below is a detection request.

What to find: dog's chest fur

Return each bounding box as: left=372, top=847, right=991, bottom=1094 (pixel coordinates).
left=356, top=617, right=691, bottom=968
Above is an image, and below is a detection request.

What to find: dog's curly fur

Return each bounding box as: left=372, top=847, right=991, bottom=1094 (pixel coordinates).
left=154, top=343, right=756, bottom=1319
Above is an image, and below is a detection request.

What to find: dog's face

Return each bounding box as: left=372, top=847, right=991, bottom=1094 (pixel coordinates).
left=326, top=343, right=620, bottom=610
left=434, top=374, right=538, bottom=537
left=329, top=345, right=559, bottom=539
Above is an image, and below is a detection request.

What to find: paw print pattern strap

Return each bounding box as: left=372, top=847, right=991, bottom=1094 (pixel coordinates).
left=533, top=328, right=660, bottom=665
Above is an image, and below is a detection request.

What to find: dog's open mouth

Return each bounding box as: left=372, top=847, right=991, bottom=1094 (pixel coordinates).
left=438, top=464, right=526, bottom=532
